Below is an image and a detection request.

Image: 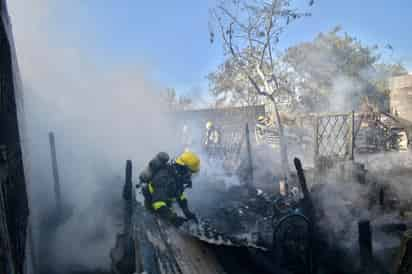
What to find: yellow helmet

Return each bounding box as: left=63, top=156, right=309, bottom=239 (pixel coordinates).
left=175, top=151, right=200, bottom=173
left=257, top=115, right=265, bottom=122
left=206, top=121, right=213, bottom=129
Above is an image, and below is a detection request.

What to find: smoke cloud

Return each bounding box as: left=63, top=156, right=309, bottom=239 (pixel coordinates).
left=9, top=1, right=180, bottom=272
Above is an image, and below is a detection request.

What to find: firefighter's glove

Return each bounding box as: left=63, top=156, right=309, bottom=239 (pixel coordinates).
left=171, top=216, right=187, bottom=227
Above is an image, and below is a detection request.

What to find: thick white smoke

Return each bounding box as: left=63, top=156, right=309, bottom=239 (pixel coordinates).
left=9, top=1, right=180, bottom=271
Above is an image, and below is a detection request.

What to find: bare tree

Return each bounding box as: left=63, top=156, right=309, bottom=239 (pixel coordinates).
left=210, top=0, right=311, bottom=178
left=208, top=55, right=262, bottom=107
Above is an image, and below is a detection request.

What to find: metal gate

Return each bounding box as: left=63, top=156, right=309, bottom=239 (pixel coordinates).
left=314, top=112, right=355, bottom=169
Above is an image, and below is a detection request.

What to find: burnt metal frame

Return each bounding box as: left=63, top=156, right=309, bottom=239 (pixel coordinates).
left=272, top=213, right=313, bottom=274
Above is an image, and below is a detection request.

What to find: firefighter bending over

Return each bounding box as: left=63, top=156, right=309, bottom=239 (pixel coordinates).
left=140, top=151, right=200, bottom=227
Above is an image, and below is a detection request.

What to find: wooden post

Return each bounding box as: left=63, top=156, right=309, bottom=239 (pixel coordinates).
left=294, top=158, right=314, bottom=221
left=358, top=220, right=373, bottom=271
left=245, top=123, right=254, bottom=188
left=123, top=160, right=133, bottom=236
left=48, top=132, right=62, bottom=214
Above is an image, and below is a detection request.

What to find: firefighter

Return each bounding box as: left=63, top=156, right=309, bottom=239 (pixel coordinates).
left=255, top=115, right=267, bottom=144
left=204, top=121, right=221, bottom=146
left=139, top=151, right=200, bottom=227
left=203, top=121, right=221, bottom=158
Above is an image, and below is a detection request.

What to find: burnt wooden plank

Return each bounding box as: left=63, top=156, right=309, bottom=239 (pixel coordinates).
left=133, top=203, right=225, bottom=274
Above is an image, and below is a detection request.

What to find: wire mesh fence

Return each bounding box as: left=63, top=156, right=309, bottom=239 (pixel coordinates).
left=314, top=112, right=355, bottom=168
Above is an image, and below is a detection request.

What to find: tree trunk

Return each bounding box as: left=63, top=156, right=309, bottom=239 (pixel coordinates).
left=270, top=96, right=289, bottom=179
left=252, top=65, right=290, bottom=180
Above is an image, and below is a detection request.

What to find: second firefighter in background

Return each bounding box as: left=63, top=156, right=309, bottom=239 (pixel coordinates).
left=139, top=151, right=200, bottom=227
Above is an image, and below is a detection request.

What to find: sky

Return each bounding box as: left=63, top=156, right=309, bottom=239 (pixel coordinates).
left=8, top=0, right=412, bottom=97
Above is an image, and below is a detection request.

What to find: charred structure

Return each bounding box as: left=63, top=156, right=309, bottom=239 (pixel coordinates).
left=4, top=1, right=412, bottom=274
left=0, top=1, right=30, bottom=273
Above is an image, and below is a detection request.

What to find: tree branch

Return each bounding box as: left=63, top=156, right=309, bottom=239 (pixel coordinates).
left=217, top=5, right=248, bottom=32
left=259, top=1, right=275, bottom=68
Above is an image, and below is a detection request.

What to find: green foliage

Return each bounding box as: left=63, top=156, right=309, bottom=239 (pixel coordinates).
left=209, top=0, right=407, bottom=116
left=284, top=27, right=408, bottom=112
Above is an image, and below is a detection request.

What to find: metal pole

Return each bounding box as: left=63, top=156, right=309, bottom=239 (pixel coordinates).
left=245, top=123, right=254, bottom=187
left=351, top=111, right=355, bottom=161
left=314, top=116, right=319, bottom=169
left=48, top=132, right=62, bottom=214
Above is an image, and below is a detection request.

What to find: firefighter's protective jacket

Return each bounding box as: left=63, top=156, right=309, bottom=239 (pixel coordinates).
left=204, top=127, right=221, bottom=146
left=149, top=165, right=188, bottom=211
left=140, top=153, right=193, bottom=224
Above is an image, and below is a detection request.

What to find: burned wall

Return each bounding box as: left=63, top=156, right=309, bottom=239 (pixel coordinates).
left=0, top=0, right=29, bottom=273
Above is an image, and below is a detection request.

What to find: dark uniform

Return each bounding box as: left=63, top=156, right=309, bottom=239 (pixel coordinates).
left=140, top=152, right=197, bottom=227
